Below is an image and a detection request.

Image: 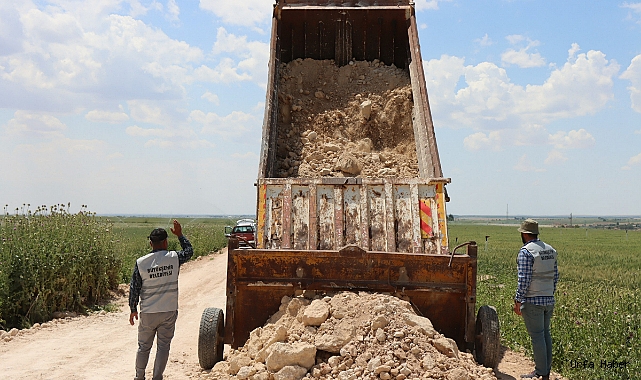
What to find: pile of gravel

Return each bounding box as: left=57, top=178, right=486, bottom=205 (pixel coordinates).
left=274, top=59, right=419, bottom=179
left=202, top=292, right=497, bottom=380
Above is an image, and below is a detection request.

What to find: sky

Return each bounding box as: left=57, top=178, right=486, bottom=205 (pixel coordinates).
left=0, top=0, right=640, bottom=217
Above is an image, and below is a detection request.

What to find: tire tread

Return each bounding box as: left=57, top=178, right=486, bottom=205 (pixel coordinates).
left=198, top=307, right=224, bottom=369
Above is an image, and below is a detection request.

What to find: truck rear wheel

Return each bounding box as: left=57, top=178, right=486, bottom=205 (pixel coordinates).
left=475, top=305, right=500, bottom=368
left=198, top=307, right=224, bottom=369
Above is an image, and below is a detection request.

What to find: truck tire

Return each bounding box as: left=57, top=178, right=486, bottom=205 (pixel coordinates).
left=475, top=305, right=500, bottom=368
left=198, top=307, right=224, bottom=369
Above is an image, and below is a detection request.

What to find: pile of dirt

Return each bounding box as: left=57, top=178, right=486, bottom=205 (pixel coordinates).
left=203, top=292, right=496, bottom=380
left=274, top=59, right=419, bottom=178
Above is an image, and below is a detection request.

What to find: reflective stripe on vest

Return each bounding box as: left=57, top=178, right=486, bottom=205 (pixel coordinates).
left=524, top=241, right=557, bottom=298
left=137, top=250, right=180, bottom=313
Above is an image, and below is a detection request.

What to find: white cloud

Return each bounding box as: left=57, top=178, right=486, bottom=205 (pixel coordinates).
left=209, top=28, right=270, bottom=87
left=501, top=49, right=546, bottom=68
left=85, top=109, right=129, bottom=123
left=143, top=138, right=214, bottom=149
left=232, top=152, right=259, bottom=159
left=127, top=100, right=182, bottom=127
left=0, top=136, right=109, bottom=193
left=513, top=124, right=550, bottom=147
left=194, top=60, right=252, bottom=84
left=501, top=35, right=546, bottom=68
left=568, top=43, right=581, bottom=59
left=544, top=150, right=568, bottom=165
left=463, top=131, right=502, bottom=151
left=621, top=54, right=641, bottom=113
left=125, top=0, right=163, bottom=18
left=548, top=129, right=595, bottom=149
left=514, top=154, right=546, bottom=172
left=506, top=35, right=526, bottom=45
left=475, top=34, right=493, bottom=47
left=4, top=111, right=66, bottom=138
left=166, top=0, right=180, bottom=23
left=126, top=125, right=213, bottom=149
left=191, top=110, right=258, bottom=137
left=622, top=152, right=641, bottom=170
left=0, top=4, right=205, bottom=112
left=622, top=2, right=641, bottom=24
left=199, top=0, right=272, bottom=27
left=201, top=91, right=220, bottom=105
left=623, top=2, right=641, bottom=11
left=424, top=45, right=619, bottom=150
left=635, top=129, right=641, bottom=135
left=126, top=125, right=176, bottom=138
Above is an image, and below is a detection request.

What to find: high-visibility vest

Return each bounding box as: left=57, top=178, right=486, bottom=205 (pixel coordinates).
left=523, top=241, right=557, bottom=298
left=137, top=250, right=180, bottom=313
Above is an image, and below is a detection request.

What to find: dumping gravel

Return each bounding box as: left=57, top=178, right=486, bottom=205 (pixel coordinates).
left=274, top=59, right=419, bottom=178
left=203, top=292, right=497, bottom=380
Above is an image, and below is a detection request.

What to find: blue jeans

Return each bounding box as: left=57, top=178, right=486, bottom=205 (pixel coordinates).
left=521, top=303, right=554, bottom=376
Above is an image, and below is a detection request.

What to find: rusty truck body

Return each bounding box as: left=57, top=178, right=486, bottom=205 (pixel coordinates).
left=198, top=0, right=500, bottom=371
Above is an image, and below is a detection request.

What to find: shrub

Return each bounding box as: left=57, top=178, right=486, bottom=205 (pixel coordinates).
left=0, top=204, right=120, bottom=329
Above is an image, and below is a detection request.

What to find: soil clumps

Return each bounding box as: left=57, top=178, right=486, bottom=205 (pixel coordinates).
left=274, top=59, right=419, bottom=178
left=203, top=292, right=497, bottom=380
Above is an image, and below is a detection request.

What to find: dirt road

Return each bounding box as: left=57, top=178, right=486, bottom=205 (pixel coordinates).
left=0, top=249, right=559, bottom=380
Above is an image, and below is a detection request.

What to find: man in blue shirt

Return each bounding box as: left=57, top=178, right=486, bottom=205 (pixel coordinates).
left=513, top=219, right=558, bottom=380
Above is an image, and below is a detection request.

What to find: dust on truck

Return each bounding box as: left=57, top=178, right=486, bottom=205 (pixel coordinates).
left=198, top=0, right=500, bottom=371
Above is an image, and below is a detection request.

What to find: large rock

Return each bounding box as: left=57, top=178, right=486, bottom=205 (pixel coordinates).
left=228, top=353, right=252, bottom=375
left=433, top=337, right=459, bottom=359
left=357, top=138, right=373, bottom=153
left=447, top=368, right=471, bottom=380
left=323, top=143, right=341, bottom=152
left=273, top=365, right=309, bottom=380
left=303, top=299, right=330, bottom=326
left=367, top=356, right=382, bottom=372
left=287, top=297, right=304, bottom=317
left=251, top=325, right=288, bottom=361
left=360, top=99, right=372, bottom=120
left=236, top=365, right=257, bottom=380
left=370, top=315, right=388, bottom=331
left=402, top=313, right=437, bottom=338
left=315, top=320, right=355, bottom=353
left=265, top=342, right=316, bottom=372
left=338, top=369, right=358, bottom=380
left=336, top=153, right=361, bottom=175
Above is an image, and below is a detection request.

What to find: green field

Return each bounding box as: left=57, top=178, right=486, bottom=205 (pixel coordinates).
left=107, top=216, right=234, bottom=283
left=449, top=223, right=641, bottom=380
left=0, top=209, right=232, bottom=329
left=3, top=209, right=639, bottom=379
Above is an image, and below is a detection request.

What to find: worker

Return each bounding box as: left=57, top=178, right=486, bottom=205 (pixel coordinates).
left=513, top=218, right=558, bottom=380
left=129, top=219, right=193, bottom=380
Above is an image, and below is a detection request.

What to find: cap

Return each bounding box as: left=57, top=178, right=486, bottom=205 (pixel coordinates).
left=518, top=218, right=539, bottom=235
left=148, top=228, right=168, bottom=243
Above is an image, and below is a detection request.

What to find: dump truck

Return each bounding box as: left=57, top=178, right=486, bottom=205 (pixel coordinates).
left=198, top=0, right=500, bottom=371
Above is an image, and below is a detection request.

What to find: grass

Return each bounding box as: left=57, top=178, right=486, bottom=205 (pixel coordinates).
left=0, top=208, right=233, bottom=330
left=0, top=204, right=120, bottom=328
left=2, top=207, right=638, bottom=380
left=106, top=216, right=234, bottom=283
left=449, top=224, right=641, bottom=380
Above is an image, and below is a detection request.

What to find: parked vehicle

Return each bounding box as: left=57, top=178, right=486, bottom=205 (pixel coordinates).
left=224, top=219, right=256, bottom=248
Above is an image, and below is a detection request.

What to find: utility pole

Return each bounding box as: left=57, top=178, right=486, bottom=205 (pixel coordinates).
left=570, top=213, right=573, bottom=226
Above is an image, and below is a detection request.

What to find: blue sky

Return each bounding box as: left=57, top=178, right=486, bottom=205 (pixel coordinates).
left=1, top=0, right=640, bottom=216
